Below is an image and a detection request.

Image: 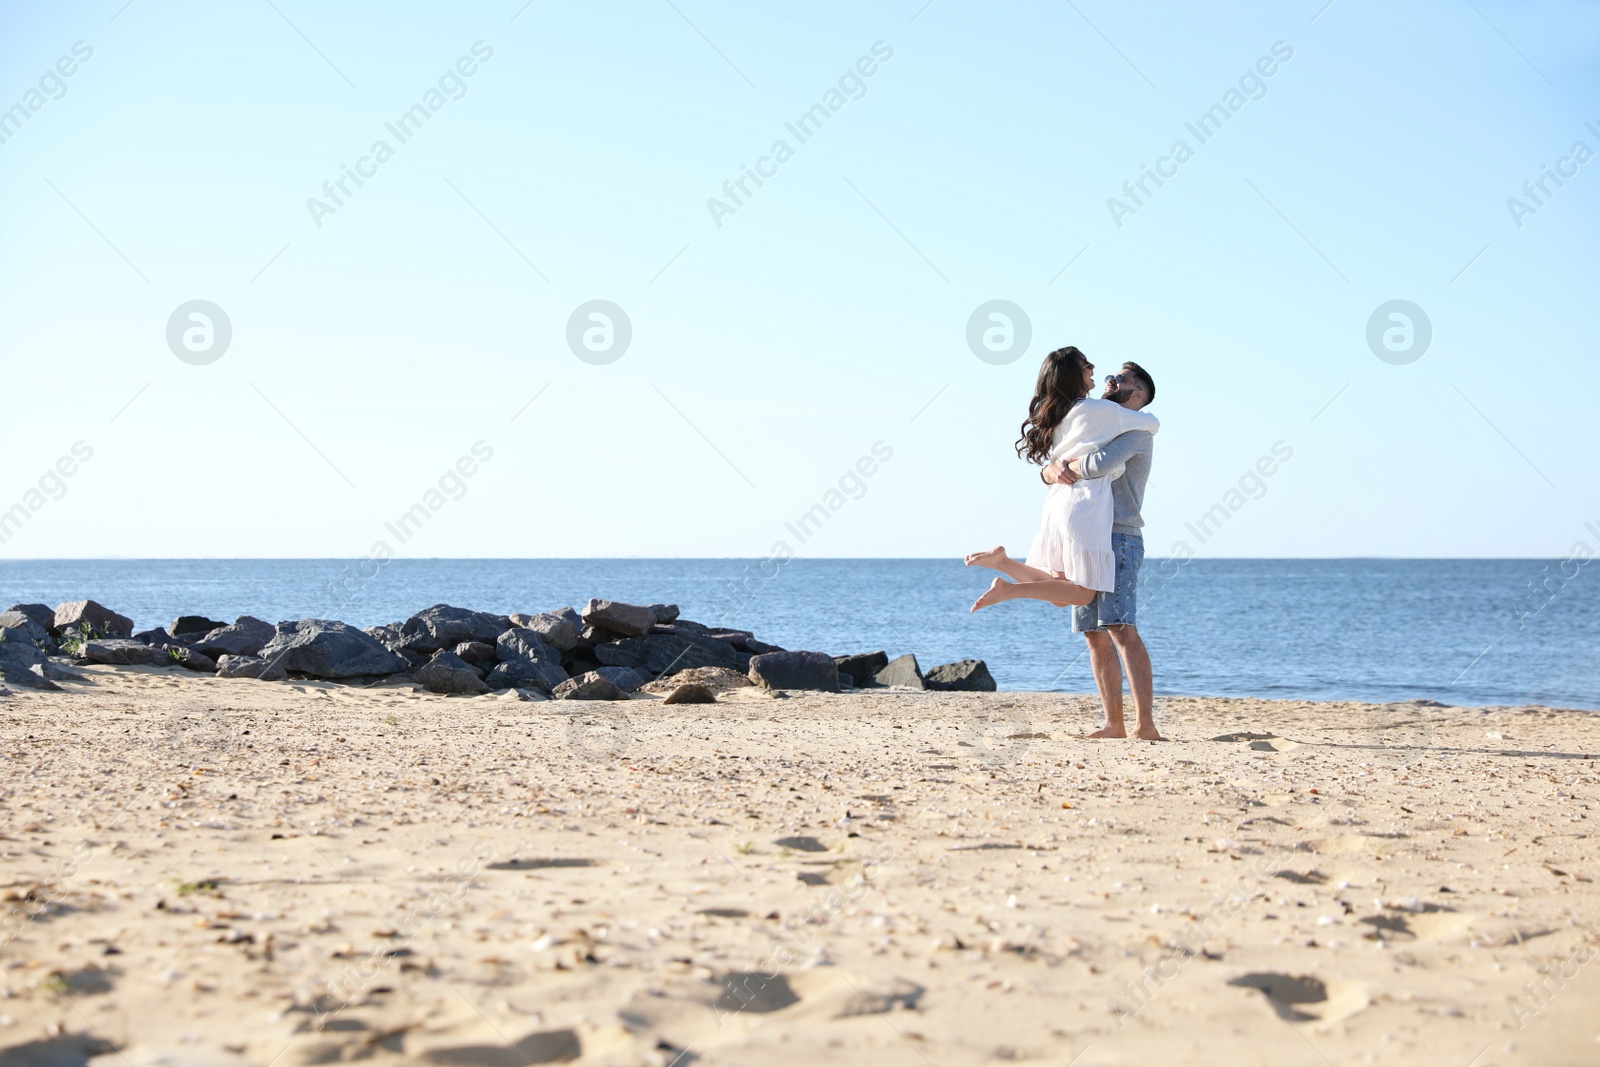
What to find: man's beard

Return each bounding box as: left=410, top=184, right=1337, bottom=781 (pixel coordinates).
left=1103, top=384, right=1136, bottom=405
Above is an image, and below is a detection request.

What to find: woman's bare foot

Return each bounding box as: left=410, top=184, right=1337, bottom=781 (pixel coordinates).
left=1083, top=724, right=1126, bottom=738
left=970, top=577, right=1013, bottom=612
left=964, top=545, right=1008, bottom=569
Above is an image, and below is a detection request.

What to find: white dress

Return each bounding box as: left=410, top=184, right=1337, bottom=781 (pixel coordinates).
left=1025, top=399, right=1160, bottom=592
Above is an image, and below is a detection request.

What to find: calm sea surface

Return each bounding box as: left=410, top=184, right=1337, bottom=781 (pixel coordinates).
left=1, top=559, right=1594, bottom=710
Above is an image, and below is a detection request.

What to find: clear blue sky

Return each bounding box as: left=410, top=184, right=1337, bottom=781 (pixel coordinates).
left=2, top=0, right=1596, bottom=559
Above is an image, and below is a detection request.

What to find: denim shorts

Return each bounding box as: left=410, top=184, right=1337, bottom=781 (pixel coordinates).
left=1072, top=532, right=1143, bottom=632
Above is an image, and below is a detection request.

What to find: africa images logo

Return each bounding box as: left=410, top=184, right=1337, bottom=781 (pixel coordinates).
left=166, top=300, right=232, bottom=365
left=1365, top=300, right=1431, bottom=366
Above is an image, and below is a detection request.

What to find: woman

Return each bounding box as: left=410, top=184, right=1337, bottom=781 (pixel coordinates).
left=967, top=345, right=1159, bottom=611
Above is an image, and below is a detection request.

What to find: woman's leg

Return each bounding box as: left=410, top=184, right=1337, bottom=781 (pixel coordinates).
left=963, top=545, right=1059, bottom=584
left=971, top=574, right=1096, bottom=612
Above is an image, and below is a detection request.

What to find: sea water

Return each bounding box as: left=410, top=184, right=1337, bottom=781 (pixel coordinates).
left=1, top=558, right=1594, bottom=710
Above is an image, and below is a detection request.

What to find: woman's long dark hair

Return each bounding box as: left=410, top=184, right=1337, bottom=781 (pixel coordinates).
left=1015, top=346, right=1090, bottom=465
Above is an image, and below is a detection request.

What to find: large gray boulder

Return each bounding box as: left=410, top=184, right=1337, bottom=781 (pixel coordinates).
left=414, top=650, right=490, bottom=695
left=581, top=599, right=657, bottom=638
left=489, top=627, right=568, bottom=693
left=453, top=640, right=497, bottom=664
left=0, top=628, right=64, bottom=690
left=0, top=610, right=56, bottom=650
left=834, top=651, right=888, bottom=687
left=552, top=670, right=629, bottom=701
left=0, top=662, right=59, bottom=691
left=564, top=654, right=602, bottom=678
left=400, top=604, right=511, bottom=652
left=165, top=645, right=218, bottom=673
left=216, top=654, right=287, bottom=681
left=4, top=604, right=54, bottom=632
left=364, top=623, right=406, bottom=651
left=508, top=610, right=580, bottom=652
left=258, top=620, right=411, bottom=679
left=0, top=632, right=47, bottom=667
left=496, top=627, right=563, bottom=666
left=193, top=616, right=275, bottom=658
left=0, top=626, right=68, bottom=690
left=38, top=658, right=82, bottom=683
left=171, top=615, right=227, bottom=637
left=484, top=657, right=568, bottom=693
left=512, top=606, right=581, bottom=627
left=593, top=665, right=648, bottom=692
left=874, top=653, right=925, bottom=689
left=925, top=659, right=997, bottom=692
left=648, top=603, right=680, bottom=624
left=704, top=628, right=755, bottom=649
left=52, top=600, right=134, bottom=639
left=748, top=650, right=840, bottom=692
left=82, top=639, right=166, bottom=666
left=594, top=632, right=747, bottom=676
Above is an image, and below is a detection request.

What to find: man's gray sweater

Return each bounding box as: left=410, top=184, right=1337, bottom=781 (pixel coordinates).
left=1078, top=429, right=1153, bottom=537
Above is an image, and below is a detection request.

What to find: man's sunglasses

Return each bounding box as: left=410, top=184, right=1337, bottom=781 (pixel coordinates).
left=1105, top=372, right=1130, bottom=385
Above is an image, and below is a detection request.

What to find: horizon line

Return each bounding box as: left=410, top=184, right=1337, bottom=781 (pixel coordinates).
left=0, top=555, right=1573, bottom=563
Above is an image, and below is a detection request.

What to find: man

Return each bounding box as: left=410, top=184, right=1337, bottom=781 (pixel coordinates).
left=1043, top=362, right=1159, bottom=740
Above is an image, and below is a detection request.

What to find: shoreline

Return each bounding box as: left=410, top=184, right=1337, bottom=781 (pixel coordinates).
left=2, top=668, right=1596, bottom=1064
left=2, top=562, right=1592, bottom=712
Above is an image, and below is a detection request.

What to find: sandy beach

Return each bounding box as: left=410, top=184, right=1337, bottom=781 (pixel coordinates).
left=2, top=666, right=1597, bottom=1066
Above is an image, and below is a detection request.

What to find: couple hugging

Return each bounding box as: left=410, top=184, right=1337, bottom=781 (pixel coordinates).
left=968, top=345, right=1161, bottom=741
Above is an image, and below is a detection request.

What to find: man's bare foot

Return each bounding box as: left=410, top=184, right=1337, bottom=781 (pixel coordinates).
left=964, top=545, right=1008, bottom=569
left=970, top=577, right=1012, bottom=612
left=1084, top=725, right=1126, bottom=738
left=1134, top=725, right=1163, bottom=740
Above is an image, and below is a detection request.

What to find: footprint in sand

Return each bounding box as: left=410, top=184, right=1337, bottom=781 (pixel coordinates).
left=485, top=857, right=596, bottom=871
left=618, top=969, right=806, bottom=1048
left=1298, top=833, right=1403, bottom=855
left=713, top=972, right=801, bottom=1014
left=1209, top=731, right=1301, bottom=752
left=773, top=835, right=829, bottom=852
left=419, top=1028, right=582, bottom=1065
left=1228, top=971, right=1368, bottom=1025
left=620, top=970, right=922, bottom=1060
left=13, top=1033, right=117, bottom=1066
left=1359, top=905, right=1473, bottom=942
